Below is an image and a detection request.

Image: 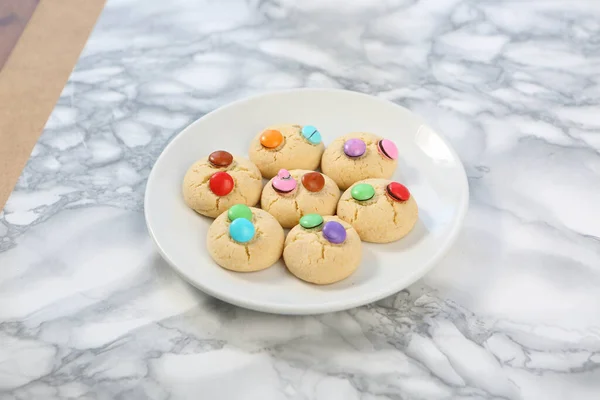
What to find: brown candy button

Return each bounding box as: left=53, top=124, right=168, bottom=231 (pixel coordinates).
left=208, top=150, right=233, bottom=168
left=301, top=172, right=325, bottom=192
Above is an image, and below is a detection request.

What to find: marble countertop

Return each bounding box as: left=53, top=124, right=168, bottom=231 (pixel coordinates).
left=1, top=0, right=600, bottom=398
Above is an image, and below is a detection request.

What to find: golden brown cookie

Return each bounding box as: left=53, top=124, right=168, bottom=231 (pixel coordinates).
left=207, top=206, right=284, bottom=272
left=249, top=124, right=325, bottom=178
left=284, top=215, right=361, bottom=285
left=321, top=132, right=398, bottom=190
left=337, top=179, right=418, bottom=243
left=183, top=151, right=262, bottom=218
left=261, top=169, right=340, bottom=228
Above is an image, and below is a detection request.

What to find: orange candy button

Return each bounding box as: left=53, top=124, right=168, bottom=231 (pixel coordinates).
left=260, top=129, right=284, bottom=149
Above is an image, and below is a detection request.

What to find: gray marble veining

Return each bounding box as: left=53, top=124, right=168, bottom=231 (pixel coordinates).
left=1, top=0, right=600, bottom=398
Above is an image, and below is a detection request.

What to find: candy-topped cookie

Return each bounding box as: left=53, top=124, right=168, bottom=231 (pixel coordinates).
left=321, top=132, right=398, bottom=190
left=283, top=215, right=362, bottom=284
left=337, top=178, right=418, bottom=243
left=261, top=169, right=340, bottom=228
left=182, top=151, right=262, bottom=218
left=249, top=124, right=325, bottom=178
left=207, top=205, right=284, bottom=272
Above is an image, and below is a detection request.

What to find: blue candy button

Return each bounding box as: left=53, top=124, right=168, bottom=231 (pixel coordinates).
left=301, top=125, right=322, bottom=145
left=229, top=218, right=255, bottom=243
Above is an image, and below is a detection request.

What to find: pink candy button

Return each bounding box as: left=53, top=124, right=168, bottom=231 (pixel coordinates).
left=377, top=139, right=398, bottom=160
left=272, top=169, right=297, bottom=193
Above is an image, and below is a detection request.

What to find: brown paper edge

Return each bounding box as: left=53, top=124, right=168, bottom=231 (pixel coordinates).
left=0, top=0, right=106, bottom=211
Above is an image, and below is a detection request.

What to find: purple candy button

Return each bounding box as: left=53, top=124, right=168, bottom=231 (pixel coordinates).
left=343, top=138, right=366, bottom=158
left=322, top=221, right=347, bottom=244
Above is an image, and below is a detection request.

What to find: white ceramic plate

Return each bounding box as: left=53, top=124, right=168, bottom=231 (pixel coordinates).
left=145, top=89, right=468, bottom=315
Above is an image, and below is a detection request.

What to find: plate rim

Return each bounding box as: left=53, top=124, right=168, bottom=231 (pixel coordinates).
left=144, top=88, right=469, bottom=315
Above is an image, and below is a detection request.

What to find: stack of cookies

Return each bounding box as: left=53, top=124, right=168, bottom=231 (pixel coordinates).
left=182, top=124, right=418, bottom=285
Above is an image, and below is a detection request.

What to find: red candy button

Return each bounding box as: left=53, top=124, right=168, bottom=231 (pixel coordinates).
left=209, top=172, right=234, bottom=196
left=386, top=182, right=410, bottom=202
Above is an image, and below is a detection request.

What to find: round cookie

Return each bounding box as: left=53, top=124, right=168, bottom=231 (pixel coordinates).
left=284, top=215, right=361, bottom=285
left=321, top=132, right=398, bottom=190
left=337, top=179, right=418, bottom=243
left=183, top=151, right=262, bottom=218
left=207, top=206, right=284, bottom=272
left=249, top=124, right=325, bottom=178
left=261, top=169, right=340, bottom=228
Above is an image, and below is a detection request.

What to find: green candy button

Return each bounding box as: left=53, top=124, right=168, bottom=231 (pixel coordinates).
left=228, top=204, right=253, bottom=222
left=351, top=183, right=375, bottom=201
left=299, top=213, right=324, bottom=229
